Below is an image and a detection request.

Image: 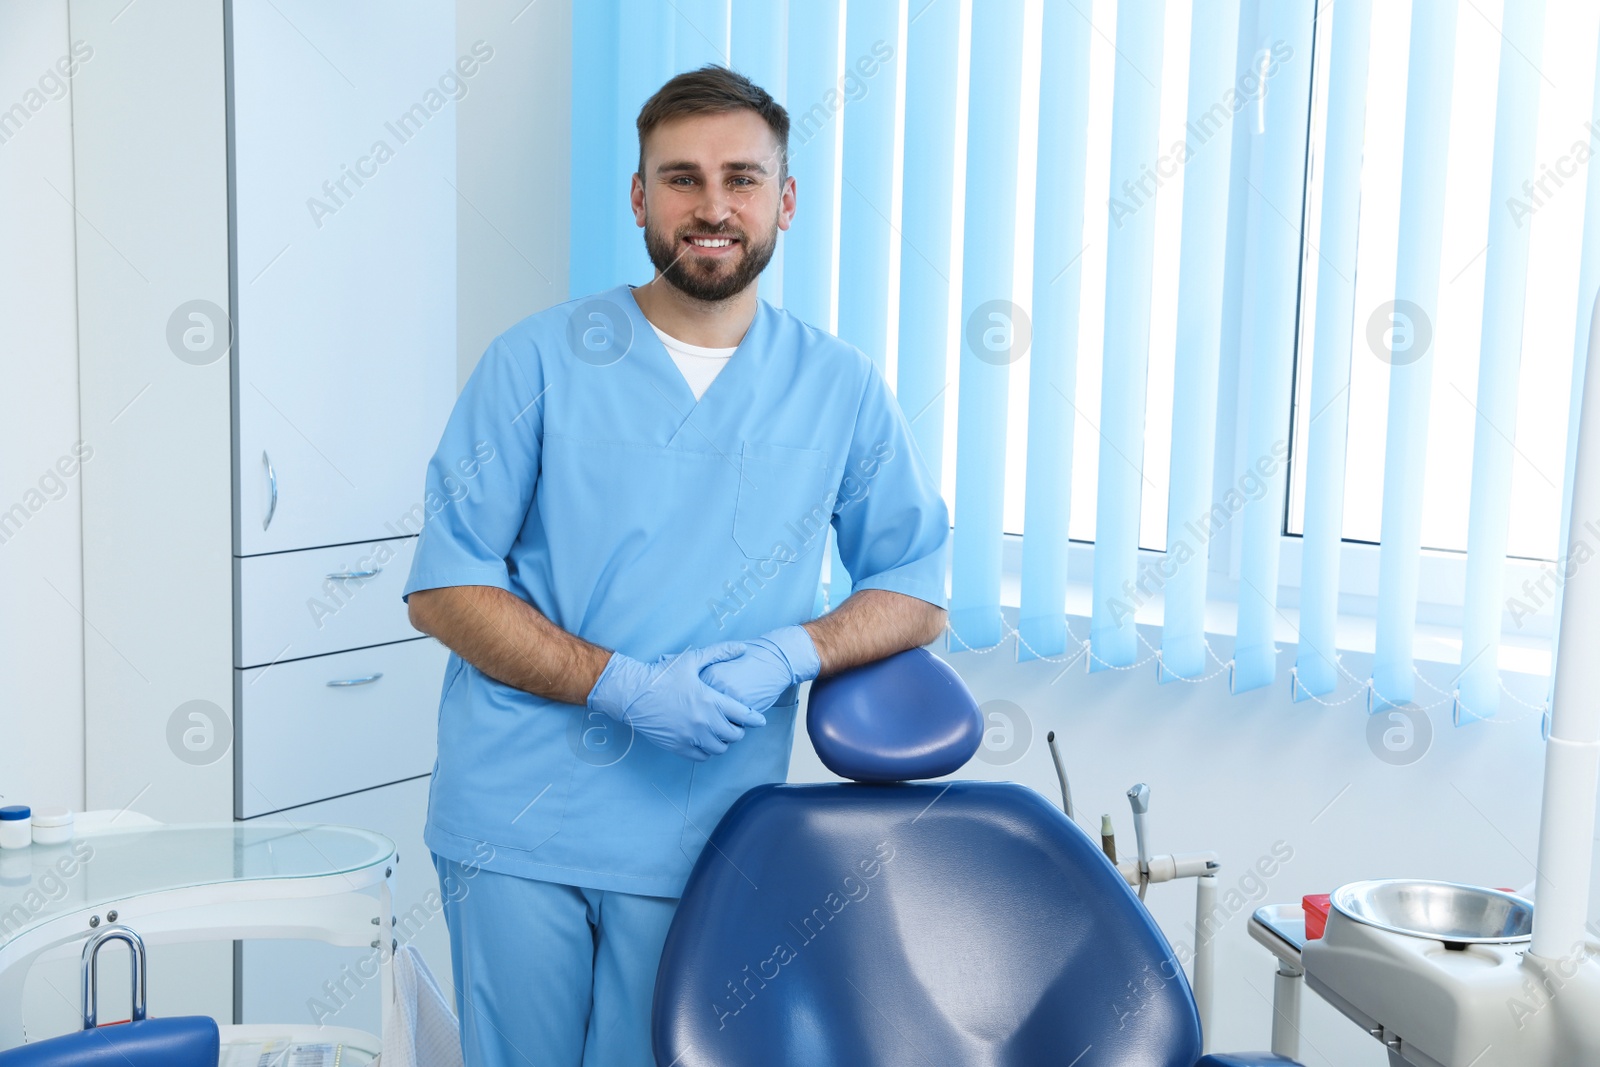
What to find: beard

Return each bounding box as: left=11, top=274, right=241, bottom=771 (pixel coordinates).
left=643, top=214, right=779, bottom=303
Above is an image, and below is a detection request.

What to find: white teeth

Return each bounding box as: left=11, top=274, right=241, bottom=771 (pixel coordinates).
left=690, top=237, right=733, bottom=247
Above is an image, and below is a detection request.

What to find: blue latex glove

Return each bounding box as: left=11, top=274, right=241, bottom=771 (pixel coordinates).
left=700, top=625, right=821, bottom=714
left=587, top=643, right=768, bottom=762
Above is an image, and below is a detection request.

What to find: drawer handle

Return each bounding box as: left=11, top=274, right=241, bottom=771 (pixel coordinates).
left=327, top=567, right=382, bottom=580
left=326, top=673, right=383, bottom=687
left=262, top=451, right=278, bottom=531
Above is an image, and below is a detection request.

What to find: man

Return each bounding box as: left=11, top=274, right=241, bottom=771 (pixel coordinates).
left=403, top=65, right=948, bottom=1067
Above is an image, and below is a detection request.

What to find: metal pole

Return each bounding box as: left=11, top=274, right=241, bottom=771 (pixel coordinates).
left=1194, top=873, right=1218, bottom=1052
left=1271, top=959, right=1304, bottom=1060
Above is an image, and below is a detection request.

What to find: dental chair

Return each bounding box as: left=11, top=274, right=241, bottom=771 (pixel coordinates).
left=653, top=647, right=1302, bottom=1067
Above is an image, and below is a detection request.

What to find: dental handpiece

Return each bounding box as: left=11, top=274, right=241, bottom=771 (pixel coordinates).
left=1046, top=731, right=1074, bottom=821
left=1126, top=783, right=1151, bottom=898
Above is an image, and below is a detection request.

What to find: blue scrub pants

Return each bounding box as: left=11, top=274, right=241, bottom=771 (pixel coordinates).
left=434, top=854, right=679, bottom=1067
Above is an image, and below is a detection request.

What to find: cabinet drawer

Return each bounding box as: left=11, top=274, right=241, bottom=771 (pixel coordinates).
left=236, top=638, right=448, bottom=817
left=236, top=537, right=419, bottom=667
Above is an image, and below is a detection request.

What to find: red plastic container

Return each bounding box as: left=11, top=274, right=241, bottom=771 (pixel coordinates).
left=1303, top=894, right=1332, bottom=940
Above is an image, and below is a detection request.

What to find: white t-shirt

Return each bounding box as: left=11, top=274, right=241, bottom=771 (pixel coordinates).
left=651, top=323, right=737, bottom=402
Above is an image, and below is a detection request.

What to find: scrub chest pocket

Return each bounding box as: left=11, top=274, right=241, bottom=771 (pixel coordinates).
left=732, top=443, right=832, bottom=562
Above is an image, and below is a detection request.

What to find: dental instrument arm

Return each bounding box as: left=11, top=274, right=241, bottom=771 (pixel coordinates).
left=1127, top=783, right=1152, bottom=900
left=803, top=588, right=947, bottom=678
left=1046, top=731, right=1074, bottom=821
left=1106, top=780, right=1220, bottom=1051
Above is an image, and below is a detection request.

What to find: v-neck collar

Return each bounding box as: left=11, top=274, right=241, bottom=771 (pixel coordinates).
left=619, top=283, right=771, bottom=447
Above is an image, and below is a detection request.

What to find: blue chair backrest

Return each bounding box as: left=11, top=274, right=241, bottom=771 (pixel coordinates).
left=653, top=652, right=1203, bottom=1066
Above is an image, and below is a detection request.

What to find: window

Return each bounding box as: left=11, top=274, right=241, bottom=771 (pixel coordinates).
left=1285, top=0, right=1597, bottom=563
left=914, top=0, right=1590, bottom=569
left=957, top=0, right=1203, bottom=550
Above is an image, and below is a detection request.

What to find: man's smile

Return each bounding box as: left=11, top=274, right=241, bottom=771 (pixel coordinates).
left=683, top=233, right=741, bottom=257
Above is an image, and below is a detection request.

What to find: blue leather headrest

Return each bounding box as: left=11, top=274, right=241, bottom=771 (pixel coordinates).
left=805, top=647, right=982, bottom=782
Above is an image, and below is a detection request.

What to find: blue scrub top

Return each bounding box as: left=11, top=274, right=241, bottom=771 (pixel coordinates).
left=402, top=284, right=949, bottom=897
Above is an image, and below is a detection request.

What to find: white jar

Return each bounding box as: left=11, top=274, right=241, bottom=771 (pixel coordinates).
left=0, top=806, right=30, bottom=849
left=32, top=806, right=72, bottom=846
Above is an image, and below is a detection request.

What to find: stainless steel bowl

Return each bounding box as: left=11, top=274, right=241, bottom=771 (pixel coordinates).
left=1330, top=879, right=1533, bottom=944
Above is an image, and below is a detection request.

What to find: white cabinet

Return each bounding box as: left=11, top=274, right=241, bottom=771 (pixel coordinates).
left=223, top=3, right=460, bottom=1022
left=239, top=775, right=453, bottom=1033
left=77, top=0, right=460, bottom=1027
left=230, top=1, right=455, bottom=557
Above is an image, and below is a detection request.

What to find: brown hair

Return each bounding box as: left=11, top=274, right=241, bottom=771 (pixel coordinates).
left=636, top=64, right=789, bottom=185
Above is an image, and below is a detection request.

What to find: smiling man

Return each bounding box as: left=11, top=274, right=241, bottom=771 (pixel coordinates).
left=402, top=66, right=949, bottom=1067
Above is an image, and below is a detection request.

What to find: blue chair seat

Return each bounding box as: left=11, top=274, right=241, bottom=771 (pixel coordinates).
left=653, top=648, right=1304, bottom=1067
left=654, top=781, right=1204, bottom=1066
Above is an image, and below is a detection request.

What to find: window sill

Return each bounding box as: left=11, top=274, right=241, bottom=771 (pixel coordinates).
left=978, top=533, right=1556, bottom=683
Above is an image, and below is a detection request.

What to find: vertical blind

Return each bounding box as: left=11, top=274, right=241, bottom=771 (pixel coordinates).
left=570, top=0, right=1600, bottom=722
left=1371, top=0, right=1458, bottom=708
left=1018, top=0, right=1092, bottom=663
left=1457, top=0, right=1547, bottom=719
left=1294, top=0, right=1371, bottom=701
left=1157, top=0, right=1240, bottom=682
left=1232, top=0, right=1314, bottom=693
left=948, top=0, right=1027, bottom=650
left=1088, top=0, right=1164, bottom=671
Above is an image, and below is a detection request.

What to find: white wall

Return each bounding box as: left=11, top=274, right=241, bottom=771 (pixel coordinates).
left=456, top=0, right=571, bottom=385
left=71, top=0, right=233, bottom=825
left=0, top=1, right=85, bottom=814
